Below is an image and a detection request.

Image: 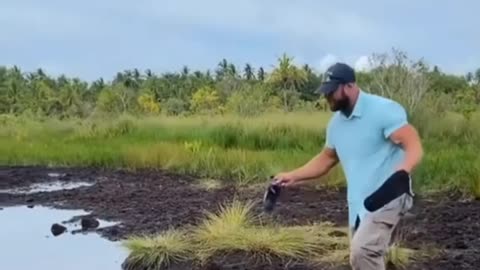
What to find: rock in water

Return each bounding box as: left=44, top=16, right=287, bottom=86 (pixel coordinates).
left=51, top=223, right=67, bottom=236
left=81, top=217, right=100, bottom=230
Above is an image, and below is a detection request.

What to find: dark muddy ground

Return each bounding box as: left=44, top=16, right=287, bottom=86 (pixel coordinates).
left=1, top=166, right=479, bottom=270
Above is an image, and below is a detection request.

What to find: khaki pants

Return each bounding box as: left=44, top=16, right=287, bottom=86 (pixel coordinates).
left=349, top=193, right=413, bottom=270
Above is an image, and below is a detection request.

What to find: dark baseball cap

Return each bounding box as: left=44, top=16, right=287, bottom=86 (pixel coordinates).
left=315, top=62, right=356, bottom=95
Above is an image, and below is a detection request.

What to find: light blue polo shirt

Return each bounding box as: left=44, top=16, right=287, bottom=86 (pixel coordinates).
left=324, top=90, right=408, bottom=229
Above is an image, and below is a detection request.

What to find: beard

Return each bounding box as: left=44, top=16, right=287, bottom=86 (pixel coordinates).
left=326, top=87, right=354, bottom=116
left=328, top=96, right=351, bottom=115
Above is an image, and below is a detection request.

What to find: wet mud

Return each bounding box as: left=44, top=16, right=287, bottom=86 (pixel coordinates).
left=1, top=166, right=479, bottom=269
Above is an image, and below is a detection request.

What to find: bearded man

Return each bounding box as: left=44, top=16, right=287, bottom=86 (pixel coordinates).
left=273, top=62, right=423, bottom=270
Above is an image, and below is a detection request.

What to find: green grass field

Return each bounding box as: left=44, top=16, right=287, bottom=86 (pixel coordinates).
left=1, top=111, right=479, bottom=196
left=0, top=111, right=475, bottom=269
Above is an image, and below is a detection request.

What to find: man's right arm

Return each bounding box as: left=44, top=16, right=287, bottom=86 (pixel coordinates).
left=289, top=146, right=339, bottom=182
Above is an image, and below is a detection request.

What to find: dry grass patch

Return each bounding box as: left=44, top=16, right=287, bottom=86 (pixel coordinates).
left=121, top=199, right=420, bottom=269
left=122, top=229, right=194, bottom=270
left=191, top=199, right=352, bottom=267
left=194, top=178, right=224, bottom=191
left=386, top=244, right=416, bottom=268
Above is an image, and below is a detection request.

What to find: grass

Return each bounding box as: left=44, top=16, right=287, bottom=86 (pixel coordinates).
left=121, top=199, right=418, bottom=269
left=190, top=199, right=346, bottom=264
left=386, top=244, right=416, bottom=268
left=122, top=230, right=193, bottom=270
left=1, top=111, right=480, bottom=196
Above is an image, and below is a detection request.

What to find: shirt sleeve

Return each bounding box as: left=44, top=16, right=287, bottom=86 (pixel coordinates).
left=383, top=101, right=408, bottom=139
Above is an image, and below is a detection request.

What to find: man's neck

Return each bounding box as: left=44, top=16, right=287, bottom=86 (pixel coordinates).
left=350, top=89, right=360, bottom=106
left=341, top=89, right=360, bottom=117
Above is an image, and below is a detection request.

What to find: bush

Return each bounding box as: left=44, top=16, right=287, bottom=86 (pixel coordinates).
left=225, top=85, right=269, bottom=117
left=190, top=86, right=222, bottom=115
left=163, top=98, right=188, bottom=116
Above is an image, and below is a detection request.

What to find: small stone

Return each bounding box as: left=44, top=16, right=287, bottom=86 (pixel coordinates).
left=51, top=223, right=67, bottom=236
left=81, top=217, right=100, bottom=230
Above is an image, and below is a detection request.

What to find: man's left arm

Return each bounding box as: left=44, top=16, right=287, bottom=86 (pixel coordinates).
left=382, top=102, right=424, bottom=173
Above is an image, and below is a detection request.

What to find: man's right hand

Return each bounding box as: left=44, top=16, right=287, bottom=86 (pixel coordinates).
left=272, top=172, right=298, bottom=187
left=271, top=148, right=339, bottom=188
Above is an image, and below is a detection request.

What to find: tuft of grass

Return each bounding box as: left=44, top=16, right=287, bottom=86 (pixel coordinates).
left=122, top=229, right=193, bottom=270
left=122, top=199, right=353, bottom=269
left=194, top=178, right=224, bottom=191
left=191, top=199, right=350, bottom=265
left=386, top=244, right=416, bottom=268
left=121, top=199, right=421, bottom=269
left=192, top=199, right=258, bottom=262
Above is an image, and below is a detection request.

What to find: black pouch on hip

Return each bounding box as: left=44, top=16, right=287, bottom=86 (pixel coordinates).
left=363, top=170, right=412, bottom=212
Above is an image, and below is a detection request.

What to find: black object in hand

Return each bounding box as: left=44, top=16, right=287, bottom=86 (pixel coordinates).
left=263, top=182, right=282, bottom=212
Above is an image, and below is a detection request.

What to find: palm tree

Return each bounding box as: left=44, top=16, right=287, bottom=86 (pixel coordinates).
left=267, top=53, right=308, bottom=112
left=228, top=63, right=237, bottom=78
left=216, top=59, right=229, bottom=80
left=475, top=68, right=480, bottom=84
left=244, top=63, right=254, bottom=80
left=145, top=69, right=153, bottom=78
left=257, top=67, right=265, bottom=81
left=181, top=66, right=190, bottom=77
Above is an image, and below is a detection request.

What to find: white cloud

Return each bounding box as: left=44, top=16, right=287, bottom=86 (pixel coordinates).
left=316, top=54, right=339, bottom=72
left=354, top=55, right=373, bottom=71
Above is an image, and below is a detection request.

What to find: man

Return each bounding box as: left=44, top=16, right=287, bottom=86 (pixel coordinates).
left=273, top=62, right=423, bottom=269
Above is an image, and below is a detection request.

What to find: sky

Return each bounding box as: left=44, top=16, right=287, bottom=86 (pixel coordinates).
left=1, top=0, right=479, bottom=81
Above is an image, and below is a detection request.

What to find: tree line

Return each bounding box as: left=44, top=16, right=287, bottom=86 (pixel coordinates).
left=0, top=49, right=479, bottom=118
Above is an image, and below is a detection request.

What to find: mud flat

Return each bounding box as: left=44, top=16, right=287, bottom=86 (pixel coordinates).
left=1, top=166, right=479, bottom=269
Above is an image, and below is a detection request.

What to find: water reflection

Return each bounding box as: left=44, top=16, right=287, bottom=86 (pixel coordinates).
left=0, top=205, right=128, bottom=270
left=0, top=181, right=94, bottom=194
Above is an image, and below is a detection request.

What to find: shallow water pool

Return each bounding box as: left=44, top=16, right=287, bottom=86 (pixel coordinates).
left=0, top=181, right=94, bottom=194
left=0, top=205, right=128, bottom=270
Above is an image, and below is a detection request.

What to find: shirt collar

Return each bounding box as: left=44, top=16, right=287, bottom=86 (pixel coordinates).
left=343, top=90, right=365, bottom=120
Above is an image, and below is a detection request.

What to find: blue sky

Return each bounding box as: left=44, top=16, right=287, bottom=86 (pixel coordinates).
left=1, top=0, right=479, bottom=81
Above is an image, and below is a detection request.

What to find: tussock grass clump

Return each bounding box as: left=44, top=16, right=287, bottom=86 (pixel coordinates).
left=384, top=226, right=430, bottom=269
left=386, top=244, right=416, bottom=268
left=191, top=199, right=341, bottom=264
left=122, top=199, right=353, bottom=269
left=121, top=200, right=420, bottom=269
left=122, top=229, right=193, bottom=270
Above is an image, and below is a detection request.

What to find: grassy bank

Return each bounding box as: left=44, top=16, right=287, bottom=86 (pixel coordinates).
left=1, top=112, right=479, bottom=196
left=121, top=199, right=418, bottom=269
